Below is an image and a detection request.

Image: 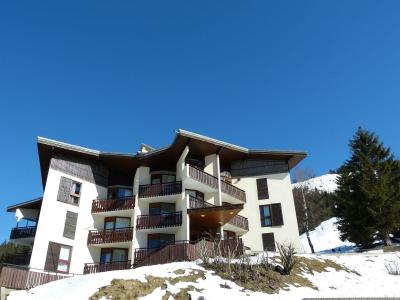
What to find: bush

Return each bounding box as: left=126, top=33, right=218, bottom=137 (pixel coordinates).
left=276, top=242, right=297, bottom=275
left=385, top=255, right=400, bottom=275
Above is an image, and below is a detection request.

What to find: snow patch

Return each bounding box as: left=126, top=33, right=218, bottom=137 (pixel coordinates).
left=293, top=174, right=338, bottom=193
left=300, top=217, right=354, bottom=253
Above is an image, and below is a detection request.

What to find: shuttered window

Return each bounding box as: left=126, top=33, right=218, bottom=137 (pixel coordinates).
left=57, top=177, right=82, bottom=205
left=256, top=178, right=269, bottom=199
left=44, top=242, right=72, bottom=273
left=262, top=233, right=275, bottom=251
left=271, top=203, right=284, bottom=226
left=259, top=203, right=284, bottom=227
left=63, top=211, right=78, bottom=239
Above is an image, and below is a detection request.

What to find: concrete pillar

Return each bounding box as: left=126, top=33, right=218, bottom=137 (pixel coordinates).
left=216, top=153, right=222, bottom=206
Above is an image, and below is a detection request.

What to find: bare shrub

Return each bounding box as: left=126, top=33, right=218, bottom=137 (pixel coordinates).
left=385, top=255, right=400, bottom=275
left=276, top=242, right=298, bottom=275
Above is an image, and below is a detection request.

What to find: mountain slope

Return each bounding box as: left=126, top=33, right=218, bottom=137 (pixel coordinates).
left=300, top=217, right=354, bottom=253
left=292, top=174, right=338, bottom=193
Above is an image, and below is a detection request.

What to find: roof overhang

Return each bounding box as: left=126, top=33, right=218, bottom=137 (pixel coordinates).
left=7, top=197, right=43, bottom=212
left=36, top=129, right=307, bottom=188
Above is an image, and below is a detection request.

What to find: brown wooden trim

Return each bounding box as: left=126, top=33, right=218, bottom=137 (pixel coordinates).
left=87, top=227, right=133, bottom=245
left=91, top=196, right=135, bottom=213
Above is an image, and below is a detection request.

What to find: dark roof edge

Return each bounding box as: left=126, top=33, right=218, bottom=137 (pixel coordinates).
left=7, top=197, right=43, bottom=212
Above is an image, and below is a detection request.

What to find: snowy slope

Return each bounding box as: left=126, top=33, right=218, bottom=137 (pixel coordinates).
left=9, top=253, right=400, bottom=300
left=300, top=217, right=354, bottom=253
left=292, top=174, right=338, bottom=193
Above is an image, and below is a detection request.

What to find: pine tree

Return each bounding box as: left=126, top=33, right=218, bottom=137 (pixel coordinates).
left=335, top=127, right=400, bottom=248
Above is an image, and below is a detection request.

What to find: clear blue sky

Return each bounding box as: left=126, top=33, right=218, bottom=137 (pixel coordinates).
left=1, top=1, right=399, bottom=241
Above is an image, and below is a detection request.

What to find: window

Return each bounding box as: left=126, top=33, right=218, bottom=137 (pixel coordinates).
left=44, top=242, right=72, bottom=273
left=107, top=187, right=133, bottom=199
left=256, top=178, right=269, bottom=200
left=57, top=177, right=82, bottom=205
left=63, top=211, right=78, bottom=239
left=259, top=203, right=284, bottom=227
left=151, top=173, right=176, bottom=184
left=57, top=245, right=71, bottom=272
left=259, top=205, right=272, bottom=227
left=147, top=234, right=175, bottom=250
left=186, top=190, right=204, bottom=201
left=70, top=181, right=81, bottom=204
left=262, top=233, right=275, bottom=251
left=100, top=248, right=128, bottom=264
left=104, top=217, right=131, bottom=230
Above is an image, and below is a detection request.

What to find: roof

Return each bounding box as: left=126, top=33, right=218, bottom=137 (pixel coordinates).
left=36, top=129, right=307, bottom=187
left=7, top=197, right=43, bottom=212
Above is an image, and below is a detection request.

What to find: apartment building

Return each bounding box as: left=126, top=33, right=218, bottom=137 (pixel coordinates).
left=5, top=130, right=306, bottom=275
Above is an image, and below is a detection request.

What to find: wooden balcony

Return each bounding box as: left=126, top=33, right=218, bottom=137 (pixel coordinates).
left=188, top=165, right=218, bottom=188
left=138, top=181, right=182, bottom=198
left=187, top=165, right=246, bottom=203
left=83, top=261, right=132, bottom=274
left=228, top=214, right=249, bottom=230
left=91, top=196, right=135, bottom=213
left=221, top=180, right=246, bottom=202
left=188, top=196, right=244, bottom=229
left=136, top=211, right=182, bottom=230
left=0, top=265, right=71, bottom=290
left=134, top=238, right=244, bottom=268
left=188, top=196, right=215, bottom=209
left=10, top=226, right=37, bottom=239
left=87, top=227, right=133, bottom=245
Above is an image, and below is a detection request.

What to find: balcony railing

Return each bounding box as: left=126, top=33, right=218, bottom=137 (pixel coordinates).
left=133, top=240, right=188, bottom=265
left=87, top=227, right=133, bottom=245
left=10, top=226, right=37, bottom=239
left=220, top=180, right=246, bottom=202
left=91, top=196, right=135, bottom=213
left=136, top=211, right=182, bottom=229
left=83, top=261, right=132, bottom=274
left=187, top=165, right=246, bottom=202
left=188, top=196, right=215, bottom=209
left=188, top=165, right=219, bottom=189
left=138, top=181, right=182, bottom=198
left=228, top=214, right=249, bottom=230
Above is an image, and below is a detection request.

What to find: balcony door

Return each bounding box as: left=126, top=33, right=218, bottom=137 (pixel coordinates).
left=147, top=234, right=175, bottom=251
left=149, top=203, right=175, bottom=227
left=104, top=217, right=131, bottom=230
left=108, top=187, right=133, bottom=199
left=100, top=248, right=128, bottom=266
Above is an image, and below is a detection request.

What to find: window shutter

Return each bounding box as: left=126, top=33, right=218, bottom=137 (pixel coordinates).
left=256, top=178, right=269, bottom=199
left=63, top=211, right=78, bottom=239
left=271, top=203, right=284, bottom=226
left=57, top=177, right=73, bottom=203
left=44, top=242, right=61, bottom=272
left=262, top=233, right=275, bottom=251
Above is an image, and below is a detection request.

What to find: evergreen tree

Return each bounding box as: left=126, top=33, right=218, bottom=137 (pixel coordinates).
left=335, top=128, right=400, bottom=248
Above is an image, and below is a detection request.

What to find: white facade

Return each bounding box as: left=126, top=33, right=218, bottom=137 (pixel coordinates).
left=7, top=131, right=305, bottom=275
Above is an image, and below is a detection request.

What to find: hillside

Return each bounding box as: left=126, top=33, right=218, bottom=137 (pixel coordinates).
left=292, top=174, right=338, bottom=193
left=300, top=217, right=354, bottom=253
left=8, top=252, right=400, bottom=299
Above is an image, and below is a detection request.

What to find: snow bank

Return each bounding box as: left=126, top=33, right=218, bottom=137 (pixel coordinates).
left=293, top=174, right=338, bottom=193
left=300, top=217, right=354, bottom=253
left=9, top=252, right=400, bottom=300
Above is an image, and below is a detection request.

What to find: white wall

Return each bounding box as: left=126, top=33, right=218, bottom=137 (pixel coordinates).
left=232, top=172, right=301, bottom=252
left=30, top=168, right=107, bottom=274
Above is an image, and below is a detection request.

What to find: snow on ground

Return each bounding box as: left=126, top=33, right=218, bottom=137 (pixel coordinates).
left=292, top=174, right=338, bottom=193
left=9, top=252, right=400, bottom=300
left=300, top=217, right=355, bottom=253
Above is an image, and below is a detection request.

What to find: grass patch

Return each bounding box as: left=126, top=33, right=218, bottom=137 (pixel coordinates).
left=89, top=269, right=205, bottom=300
left=205, top=256, right=358, bottom=294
